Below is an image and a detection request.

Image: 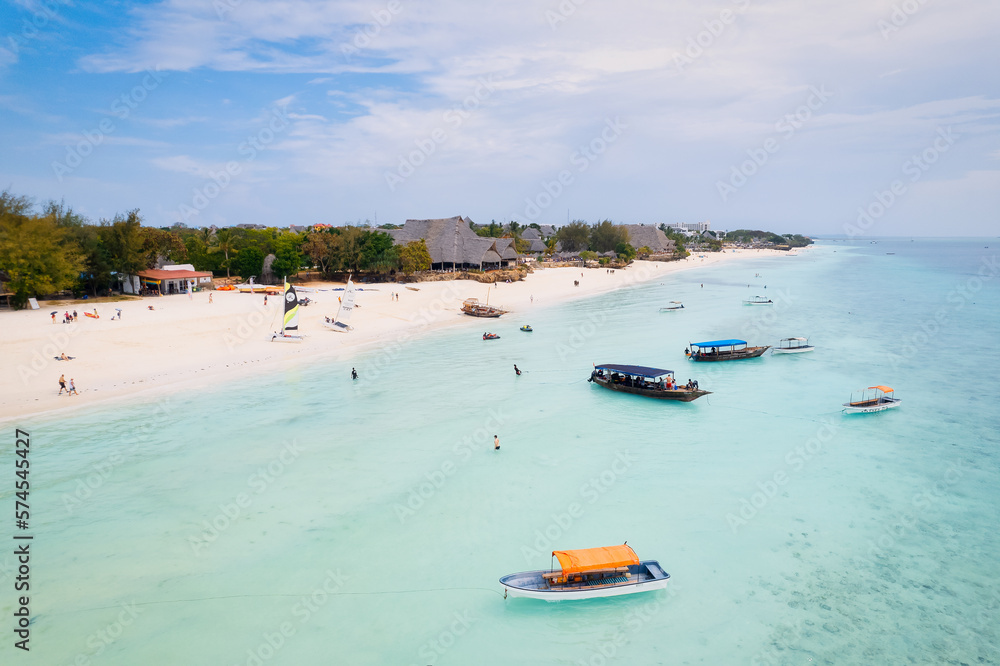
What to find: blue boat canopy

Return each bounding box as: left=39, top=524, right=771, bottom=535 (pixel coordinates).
left=690, top=339, right=746, bottom=347
left=595, top=364, right=674, bottom=378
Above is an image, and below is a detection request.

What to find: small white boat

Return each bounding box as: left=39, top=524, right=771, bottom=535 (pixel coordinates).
left=743, top=296, right=773, bottom=305
left=773, top=337, right=814, bottom=354
left=271, top=280, right=303, bottom=343
left=323, top=276, right=356, bottom=333
left=659, top=301, right=684, bottom=311
left=843, top=386, right=901, bottom=413
left=500, top=545, right=670, bottom=601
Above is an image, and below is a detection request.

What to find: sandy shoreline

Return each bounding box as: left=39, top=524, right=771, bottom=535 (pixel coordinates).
left=0, top=249, right=799, bottom=422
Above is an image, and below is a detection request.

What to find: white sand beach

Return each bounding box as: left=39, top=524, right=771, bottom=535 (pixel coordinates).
left=0, top=250, right=797, bottom=422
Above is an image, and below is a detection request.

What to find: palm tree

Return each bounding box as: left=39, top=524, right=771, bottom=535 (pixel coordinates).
left=199, top=227, right=214, bottom=245
left=211, top=227, right=235, bottom=277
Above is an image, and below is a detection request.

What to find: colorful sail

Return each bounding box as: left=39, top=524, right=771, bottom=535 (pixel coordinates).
left=283, top=281, right=299, bottom=332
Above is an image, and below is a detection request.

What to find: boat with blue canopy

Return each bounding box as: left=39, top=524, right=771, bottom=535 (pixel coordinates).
left=685, top=339, right=769, bottom=361
left=500, top=544, right=671, bottom=601
left=588, top=364, right=709, bottom=401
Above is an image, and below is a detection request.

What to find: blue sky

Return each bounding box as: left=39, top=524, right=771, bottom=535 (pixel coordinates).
left=1, top=0, right=998, bottom=235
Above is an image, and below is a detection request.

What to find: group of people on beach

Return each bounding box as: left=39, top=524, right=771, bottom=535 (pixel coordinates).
left=57, top=374, right=78, bottom=396
left=54, top=310, right=78, bottom=324
left=389, top=292, right=400, bottom=301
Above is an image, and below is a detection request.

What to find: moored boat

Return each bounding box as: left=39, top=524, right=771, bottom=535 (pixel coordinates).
left=500, top=545, right=670, bottom=601
left=322, top=276, right=356, bottom=333
left=843, top=386, right=901, bottom=413
left=773, top=337, right=814, bottom=354
left=520, top=325, right=533, bottom=332
left=659, top=301, right=684, bottom=311
left=743, top=295, right=773, bottom=305
left=589, top=364, right=709, bottom=401
left=686, top=339, right=769, bottom=361
left=462, top=297, right=508, bottom=318
left=483, top=333, right=500, bottom=340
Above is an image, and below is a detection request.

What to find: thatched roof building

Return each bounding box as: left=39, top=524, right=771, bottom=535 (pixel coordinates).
left=387, top=216, right=518, bottom=270
left=623, top=225, right=675, bottom=253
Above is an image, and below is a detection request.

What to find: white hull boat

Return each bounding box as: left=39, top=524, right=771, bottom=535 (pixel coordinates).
left=659, top=301, right=684, bottom=312
left=773, top=337, right=814, bottom=354
left=743, top=296, right=773, bottom=305
left=500, top=545, right=670, bottom=602
left=843, top=386, right=901, bottom=413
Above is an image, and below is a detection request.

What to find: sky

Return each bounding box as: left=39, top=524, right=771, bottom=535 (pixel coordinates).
left=1, top=0, right=998, bottom=236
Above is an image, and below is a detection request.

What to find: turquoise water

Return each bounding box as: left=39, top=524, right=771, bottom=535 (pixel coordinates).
left=2, top=239, right=999, bottom=665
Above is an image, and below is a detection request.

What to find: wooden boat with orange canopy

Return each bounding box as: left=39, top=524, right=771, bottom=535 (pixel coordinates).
left=499, top=544, right=670, bottom=600
left=842, top=385, right=901, bottom=413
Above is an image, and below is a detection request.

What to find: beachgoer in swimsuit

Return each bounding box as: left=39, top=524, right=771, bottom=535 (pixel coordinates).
left=68, top=378, right=78, bottom=396
left=58, top=374, right=67, bottom=395
left=494, top=435, right=500, bottom=451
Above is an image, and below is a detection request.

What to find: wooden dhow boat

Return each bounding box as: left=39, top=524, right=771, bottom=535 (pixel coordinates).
left=589, top=364, right=709, bottom=401
left=500, top=544, right=670, bottom=601
left=773, top=337, right=814, bottom=354
left=843, top=386, right=901, bottom=413
left=686, top=339, right=770, bottom=361
left=461, top=297, right=507, bottom=318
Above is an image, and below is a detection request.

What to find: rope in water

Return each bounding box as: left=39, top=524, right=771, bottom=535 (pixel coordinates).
left=46, top=587, right=505, bottom=616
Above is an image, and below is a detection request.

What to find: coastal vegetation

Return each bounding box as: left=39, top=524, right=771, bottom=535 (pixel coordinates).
left=725, top=229, right=813, bottom=247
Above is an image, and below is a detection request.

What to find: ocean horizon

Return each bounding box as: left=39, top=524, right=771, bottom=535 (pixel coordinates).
left=2, top=238, right=998, bottom=665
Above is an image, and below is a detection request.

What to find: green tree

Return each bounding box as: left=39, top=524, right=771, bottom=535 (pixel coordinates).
left=580, top=250, right=598, bottom=262
left=0, top=205, right=85, bottom=307
left=99, top=210, right=145, bottom=277
left=359, top=230, right=397, bottom=273
left=302, top=231, right=337, bottom=275
left=141, top=227, right=187, bottom=267
left=211, top=227, right=236, bottom=277
left=615, top=242, right=637, bottom=262
left=556, top=220, right=590, bottom=252
left=589, top=220, right=628, bottom=253
left=398, top=240, right=432, bottom=275
left=232, top=246, right=265, bottom=280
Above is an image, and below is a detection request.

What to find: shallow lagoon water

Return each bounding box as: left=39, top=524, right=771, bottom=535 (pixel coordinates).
left=2, top=239, right=998, bottom=665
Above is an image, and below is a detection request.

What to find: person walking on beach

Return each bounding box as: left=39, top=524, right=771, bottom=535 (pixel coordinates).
left=51, top=312, right=56, bottom=323
left=68, top=378, right=78, bottom=396
left=58, top=374, right=67, bottom=395
left=264, top=295, right=268, bottom=306
left=494, top=435, right=500, bottom=451
left=209, top=293, right=213, bottom=304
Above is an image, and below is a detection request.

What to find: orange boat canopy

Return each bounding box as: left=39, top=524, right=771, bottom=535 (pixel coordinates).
left=868, top=385, right=894, bottom=393
left=553, top=545, right=639, bottom=575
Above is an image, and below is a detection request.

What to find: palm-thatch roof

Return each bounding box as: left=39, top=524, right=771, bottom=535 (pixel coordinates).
left=623, top=224, right=675, bottom=253
left=387, top=216, right=519, bottom=269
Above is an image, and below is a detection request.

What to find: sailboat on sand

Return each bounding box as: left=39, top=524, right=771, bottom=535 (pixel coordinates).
left=271, top=280, right=304, bottom=343
left=323, top=276, right=356, bottom=332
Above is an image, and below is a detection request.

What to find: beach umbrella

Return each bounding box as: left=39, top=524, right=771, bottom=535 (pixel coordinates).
left=50, top=311, right=57, bottom=315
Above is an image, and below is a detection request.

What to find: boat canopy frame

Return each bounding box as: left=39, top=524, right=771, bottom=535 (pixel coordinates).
left=593, top=364, right=674, bottom=379
left=689, top=339, right=747, bottom=349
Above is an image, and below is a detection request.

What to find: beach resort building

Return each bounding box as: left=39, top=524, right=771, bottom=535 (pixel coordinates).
left=122, top=264, right=214, bottom=295
left=387, top=216, right=519, bottom=270
left=623, top=224, right=676, bottom=254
